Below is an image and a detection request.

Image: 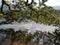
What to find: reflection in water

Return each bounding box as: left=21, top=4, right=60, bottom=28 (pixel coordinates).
left=0, top=21, right=58, bottom=34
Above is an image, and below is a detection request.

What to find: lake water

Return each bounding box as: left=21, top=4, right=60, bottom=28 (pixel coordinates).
left=0, top=21, right=58, bottom=34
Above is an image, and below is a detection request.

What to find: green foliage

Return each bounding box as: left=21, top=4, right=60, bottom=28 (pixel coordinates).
left=1, top=6, right=60, bottom=26
left=0, top=14, right=4, bottom=18
left=0, top=0, right=60, bottom=26
left=36, top=7, right=59, bottom=25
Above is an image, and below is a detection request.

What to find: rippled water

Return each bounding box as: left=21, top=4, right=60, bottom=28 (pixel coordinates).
left=0, top=21, right=58, bottom=34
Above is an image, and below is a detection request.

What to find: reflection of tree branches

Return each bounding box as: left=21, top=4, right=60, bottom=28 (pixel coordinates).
left=45, top=29, right=60, bottom=45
